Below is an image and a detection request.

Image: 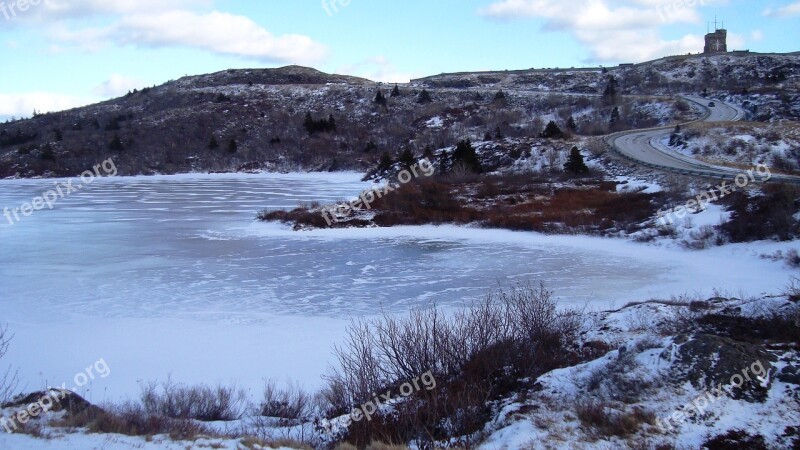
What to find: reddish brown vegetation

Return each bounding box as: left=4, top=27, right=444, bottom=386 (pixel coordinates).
left=262, top=174, right=661, bottom=236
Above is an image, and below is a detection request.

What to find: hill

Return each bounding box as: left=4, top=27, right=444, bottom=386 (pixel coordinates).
left=0, top=53, right=797, bottom=179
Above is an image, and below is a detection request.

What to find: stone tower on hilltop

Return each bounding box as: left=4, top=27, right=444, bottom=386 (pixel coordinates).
left=704, top=19, right=728, bottom=54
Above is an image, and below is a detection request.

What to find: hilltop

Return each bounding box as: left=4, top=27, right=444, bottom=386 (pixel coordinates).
left=0, top=52, right=798, bottom=179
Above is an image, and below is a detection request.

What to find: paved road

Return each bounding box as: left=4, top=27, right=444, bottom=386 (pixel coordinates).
left=606, top=95, right=800, bottom=184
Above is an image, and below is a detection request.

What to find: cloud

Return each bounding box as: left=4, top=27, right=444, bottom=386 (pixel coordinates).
left=479, top=0, right=725, bottom=63
left=20, top=3, right=328, bottom=65
left=23, top=0, right=212, bottom=20
left=763, top=1, right=800, bottom=17
left=92, top=74, right=148, bottom=98
left=338, top=56, right=420, bottom=83
left=112, top=11, right=328, bottom=64
left=0, top=92, right=95, bottom=120
left=750, top=30, right=764, bottom=42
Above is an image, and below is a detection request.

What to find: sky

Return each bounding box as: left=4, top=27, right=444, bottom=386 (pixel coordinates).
left=0, top=0, right=798, bottom=121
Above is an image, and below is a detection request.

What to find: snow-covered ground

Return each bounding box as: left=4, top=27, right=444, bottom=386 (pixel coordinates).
left=479, top=295, right=800, bottom=450
left=0, top=173, right=796, bottom=399
left=1, top=172, right=798, bottom=449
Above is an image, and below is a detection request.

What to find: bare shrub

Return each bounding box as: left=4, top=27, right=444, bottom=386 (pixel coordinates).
left=681, top=225, right=720, bottom=250
left=62, top=401, right=211, bottom=440
left=785, top=249, right=800, bottom=268
left=785, top=277, right=800, bottom=302
left=261, top=381, right=312, bottom=421
left=0, top=325, right=18, bottom=403
left=625, top=307, right=655, bottom=332
left=140, top=379, right=247, bottom=422
left=585, top=138, right=607, bottom=157
left=585, top=344, right=660, bottom=404
left=657, top=296, right=708, bottom=335
left=365, top=442, right=411, bottom=450
left=326, top=282, right=586, bottom=448
left=702, top=429, right=768, bottom=450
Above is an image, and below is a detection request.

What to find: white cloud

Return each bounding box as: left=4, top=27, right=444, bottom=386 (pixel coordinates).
left=0, top=92, right=95, bottom=120
left=725, top=32, right=746, bottom=50
left=92, top=74, right=148, bottom=98
left=0, top=74, right=148, bottom=120
left=763, top=1, right=800, bottom=17
left=479, top=0, right=727, bottom=63
left=751, top=30, right=764, bottom=42
left=338, top=56, right=420, bottom=83
left=18, top=2, right=328, bottom=65
left=113, top=11, right=328, bottom=64
left=25, top=0, right=212, bottom=20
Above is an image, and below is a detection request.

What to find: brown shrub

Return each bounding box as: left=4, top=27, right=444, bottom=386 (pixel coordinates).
left=60, top=401, right=211, bottom=440
left=326, top=282, right=586, bottom=448
left=702, top=429, right=768, bottom=450
left=140, top=379, right=247, bottom=422
left=576, top=401, right=654, bottom=438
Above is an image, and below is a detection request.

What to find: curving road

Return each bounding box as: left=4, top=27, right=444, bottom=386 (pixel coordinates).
left=606, top=95, right=800, bottom=184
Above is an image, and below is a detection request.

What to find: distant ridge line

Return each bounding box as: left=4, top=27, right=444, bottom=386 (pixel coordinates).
left=411, top=51, right=800, bottom=83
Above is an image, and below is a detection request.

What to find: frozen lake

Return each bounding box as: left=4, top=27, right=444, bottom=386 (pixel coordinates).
left=0, top=173, right=794, bottom=402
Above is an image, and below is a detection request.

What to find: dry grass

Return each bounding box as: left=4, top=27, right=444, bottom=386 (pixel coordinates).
left=265, top=174, right=661, bottom=237
left=576, top=401, right=655, bottom=439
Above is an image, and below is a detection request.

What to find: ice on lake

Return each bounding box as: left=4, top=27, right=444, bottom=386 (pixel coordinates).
left=0, top=172, right=793, bottom=399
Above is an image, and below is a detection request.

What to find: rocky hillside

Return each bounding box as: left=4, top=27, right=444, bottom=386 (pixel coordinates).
left=416, top=52, right=800, bottom=96
left=0, top=53, right=797, bottom=179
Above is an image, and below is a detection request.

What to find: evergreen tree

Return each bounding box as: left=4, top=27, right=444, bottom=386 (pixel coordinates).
left=208, top=136, right=219, bottom=150
left=303, top=113, right=337, bottom=135
left=40, top=143, right=56, bottom=161
left=603, top=76, right=618, bottom=99
left=494, top=126, right=504, bottom=140
left=53, top=129, right=63, bottom=142
left=228, top=138, right=238, bottom=153
left=398, top=148, right=416, bottom=169
left=423, top=145, right=434, bottom=160
left=609, top=107, right=621, bottom=130
left=303, top=112, right=315, bottom=134
left=451, top=139, right=482, bottom=173
left=567, top=116, right=577, bottom=132
left=376, top=152, right=394, bottom=173
left=541, top=121, right=564, bottom=139
left=374, top=90, right=387, bottom=106
left=493, top=90, right=506, bottom=103
left=669, top=125, right=683, bottom=147
left=417, top=89, right=432, bottom=104
left=564, top=146, right=589, bottom=174
left=391, top=84, right=401, bottom=97
left=109, top=134, right=124, bottom=151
